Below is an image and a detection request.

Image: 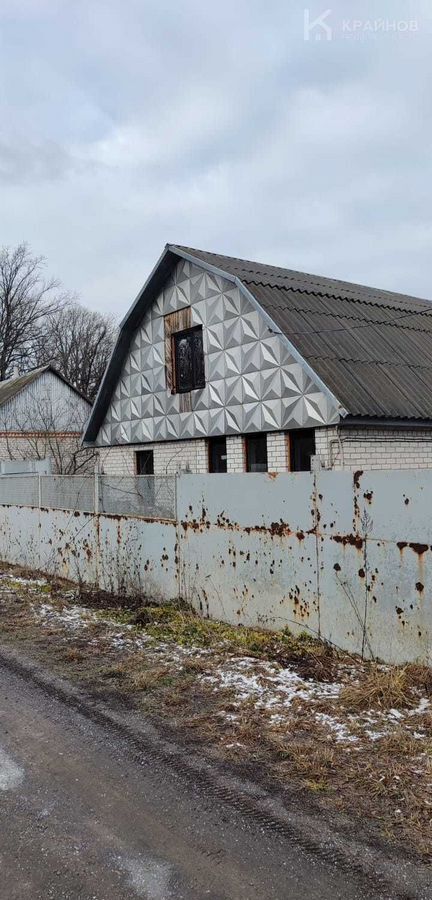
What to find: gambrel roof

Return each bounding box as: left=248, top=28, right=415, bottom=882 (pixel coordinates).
left=83, top=245, right=432, bottom=443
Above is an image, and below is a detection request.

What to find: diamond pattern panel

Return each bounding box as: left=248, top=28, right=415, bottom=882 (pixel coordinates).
left=97, top=258, right=339, bottom=445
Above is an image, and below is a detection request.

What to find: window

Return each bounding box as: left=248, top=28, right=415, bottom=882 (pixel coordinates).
left=135, top=449, right=154, bottom=475
left=245, top=433, right=268, bottom=473
left=173, top=326, right=205, bottom=393
left=289, top=429, right=315, bottom=472
left=208, top=437, right=227, bottom=473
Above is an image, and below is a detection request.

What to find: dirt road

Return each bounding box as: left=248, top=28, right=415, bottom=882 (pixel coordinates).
left=0, top=653, right=429, bottom=900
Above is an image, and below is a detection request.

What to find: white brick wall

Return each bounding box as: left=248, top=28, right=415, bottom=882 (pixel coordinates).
left=267, top=431, right=289, bottom=472
left=226, top=435, right=246, bottom=473
left=100, top=433, right=292, bottom=476
left=315, top=425, right=432, bottom=470
left=99, top=439, right=208, bottom=475
left=99, top=425, right=432, bottom=477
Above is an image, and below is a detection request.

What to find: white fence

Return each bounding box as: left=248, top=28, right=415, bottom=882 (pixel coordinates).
left=0, top=474, right=176, bottom=521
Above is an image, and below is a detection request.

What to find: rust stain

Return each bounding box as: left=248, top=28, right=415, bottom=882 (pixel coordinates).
left=353, top=470, right=363, bottom=489
left=332, top=534, right=364, bottom=550
left=397, top=541, right=429, bottom=556
left=410, top=543, right=429, bottom=556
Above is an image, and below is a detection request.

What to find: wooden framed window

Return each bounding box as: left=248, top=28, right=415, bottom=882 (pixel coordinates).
left=173, top=326, right=205, bottom=393
left=289, top=429, right=315, bottom=472
left=245, top=433, right=268, bottom=473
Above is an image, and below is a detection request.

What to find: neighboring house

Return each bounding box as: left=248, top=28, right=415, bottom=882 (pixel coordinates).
left=83, top=245, right=432, bottom=474
left=0, top=365, right=92, bottom=474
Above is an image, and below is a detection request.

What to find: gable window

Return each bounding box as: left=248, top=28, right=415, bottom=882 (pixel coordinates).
left=173, top=326, right=205, bottom=393
left=245, top=433, right=268, bottom=473
left=289, top=429, right=315, bottom=472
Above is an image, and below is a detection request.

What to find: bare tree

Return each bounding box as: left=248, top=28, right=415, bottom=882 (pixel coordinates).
left=38, top=301, right=116, bottom=401
left=0, top=386, right=95, bottom=474
left=0, top=243, right=65, bottom=380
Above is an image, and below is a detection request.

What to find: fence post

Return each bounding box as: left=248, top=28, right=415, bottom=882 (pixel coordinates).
left=38, top=474, right=42, bottom=509
left=94, top=472, right=99, bottom=515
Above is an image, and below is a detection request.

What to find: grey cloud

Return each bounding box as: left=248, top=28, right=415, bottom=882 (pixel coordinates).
left=1, top=0, right=432, bottom=314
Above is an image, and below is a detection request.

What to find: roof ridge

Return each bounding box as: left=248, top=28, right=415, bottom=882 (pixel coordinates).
left=174, top=244, right=432, bottom=309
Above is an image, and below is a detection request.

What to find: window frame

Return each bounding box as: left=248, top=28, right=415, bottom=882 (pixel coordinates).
left=172, top=325, right=205, bottom=394
left=289, top=429, right=316, bottom=472
left=208, top=436, right=228, bottom=473
left=245, top=433, right=268, bottom=473
left=135, top=449, right=154, bottom=476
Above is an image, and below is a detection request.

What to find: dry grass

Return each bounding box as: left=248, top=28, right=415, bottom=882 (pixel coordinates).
left=62, top=647, right=84, bottom=663
left=340, top=666, right=418, bottom=712
left=103, top=655, right=173, bottom=693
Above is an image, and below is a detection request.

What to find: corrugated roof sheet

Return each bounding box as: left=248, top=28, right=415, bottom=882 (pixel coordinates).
left=0, top=367, right=51, bottom=408
left=0, top=365, right=91, bottom=408
left=176, top=246, right=432, bottom=419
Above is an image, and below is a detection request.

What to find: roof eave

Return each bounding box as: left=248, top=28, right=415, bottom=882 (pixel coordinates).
left=338, top=415, right=432, bottom=429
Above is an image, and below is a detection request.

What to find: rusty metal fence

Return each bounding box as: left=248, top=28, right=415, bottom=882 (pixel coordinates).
left=0, top=474, right=176, bottom=521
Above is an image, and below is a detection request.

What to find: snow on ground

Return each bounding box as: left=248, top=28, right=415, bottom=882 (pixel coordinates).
left=31, top=599, right=206, bottom=665
left=202, top=656, right=431, bottom=748
left=0, top=573, right=48, bottom=592
left=2, top=570, right=430, bottom=752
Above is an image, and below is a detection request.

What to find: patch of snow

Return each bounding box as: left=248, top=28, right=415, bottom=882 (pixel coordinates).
left=315, top=713, right=358, bottom=743
left=0, top=574, right=47, bottom=587
left=408, top=698, right=430, bottom=717
left=364, top=729, right=390, bottom=742
left=32, top=602, right=95, bottom=631
left=202, top=657, right=343, bottom=716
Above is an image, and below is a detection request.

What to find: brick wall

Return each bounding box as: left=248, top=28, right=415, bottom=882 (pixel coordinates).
left=267, top=432, right=289, bottom=472
left=99, top=425, right=432, bottom=476
left=315, top=425, right=432, bottom=470
left=226, top=435, right=246, bottom=473
left=99, top=439, right=208, bottom=476
left=101, top=436, right=252, bottom=475
left=100, top=432, right=292, bottom=476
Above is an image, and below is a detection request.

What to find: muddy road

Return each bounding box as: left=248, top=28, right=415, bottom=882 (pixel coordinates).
left=0, top=653, right=429, bottom=900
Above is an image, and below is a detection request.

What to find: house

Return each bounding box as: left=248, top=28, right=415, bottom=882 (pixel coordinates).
left=0, top=364, right=92, bottom=474
left=83, top=245, right=432, bottom=474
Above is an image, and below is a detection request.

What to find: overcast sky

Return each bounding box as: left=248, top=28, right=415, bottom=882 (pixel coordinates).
left=1, top=0, right=432, bottom=317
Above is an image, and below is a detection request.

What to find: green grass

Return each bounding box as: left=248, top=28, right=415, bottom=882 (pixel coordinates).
left=91, top=599, right=328, bottom=662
